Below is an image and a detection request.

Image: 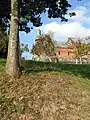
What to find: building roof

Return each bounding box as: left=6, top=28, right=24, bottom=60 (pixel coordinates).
left=55, top=37, right=90, bottom=49
left=68, top=37, right=89, bottom=44
left=54, top=41, right=68, bottom=48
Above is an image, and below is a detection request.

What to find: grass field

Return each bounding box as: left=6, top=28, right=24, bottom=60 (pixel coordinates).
left=1, top=59, right=90, bottom=119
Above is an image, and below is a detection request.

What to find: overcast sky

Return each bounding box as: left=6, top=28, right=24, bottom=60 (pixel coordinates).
left=20, top=0, right=90, bottom=59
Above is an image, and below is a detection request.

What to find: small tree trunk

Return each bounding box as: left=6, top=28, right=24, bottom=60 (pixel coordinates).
left=75, top=59, right=78, bottom=64
left=6, top=0, right=21, bottom=78
left=48, top=57, right=52, bottom=62
left=80, top=57, right=82, bottom=64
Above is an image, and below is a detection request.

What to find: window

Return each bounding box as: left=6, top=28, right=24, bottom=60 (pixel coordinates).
left=58, top=51, right=60, bottom=55
left=68, top=52, right=69, bottom=55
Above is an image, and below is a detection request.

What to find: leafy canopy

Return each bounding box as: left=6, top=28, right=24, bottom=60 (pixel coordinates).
left=31, top=32, right=55, bottom=57
left=74, top=40, right=90, bottom=59
left=0, top=0, right=71, bottom=33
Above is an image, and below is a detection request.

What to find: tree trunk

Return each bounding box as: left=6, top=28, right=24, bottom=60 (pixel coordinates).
left=6, top=0, right=21, bottom=78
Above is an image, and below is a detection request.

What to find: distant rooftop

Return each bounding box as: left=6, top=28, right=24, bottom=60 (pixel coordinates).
left=68, top=37, right=90, bottom=44
left=54, top=41, right=68, bottom=48
left=55, top=37, right=90, bottom=48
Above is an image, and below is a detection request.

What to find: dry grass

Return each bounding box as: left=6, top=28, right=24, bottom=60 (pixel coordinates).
left=0, top=71, right=90, bottom=120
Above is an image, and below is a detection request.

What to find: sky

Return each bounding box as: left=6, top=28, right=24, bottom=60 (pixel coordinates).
left=20, top=0, right=90, bottom=59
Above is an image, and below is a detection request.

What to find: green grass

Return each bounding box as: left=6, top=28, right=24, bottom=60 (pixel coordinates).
left=0, top=58, right=6, bottom=72
left=22, top=60, right=90, bottom=79
left=1, top=59, right=90, bottom=79
left=1, top=59, right=90, bottom=119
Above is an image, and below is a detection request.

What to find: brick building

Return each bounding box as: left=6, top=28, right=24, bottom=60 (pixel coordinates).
left=55, top=37, right=90, bottom=63
left=55, top=38, right=75, bottom=61
left=55, top=47, right=74, bottom=61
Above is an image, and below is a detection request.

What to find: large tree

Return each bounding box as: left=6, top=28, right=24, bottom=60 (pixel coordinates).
left=31, top=32, right=56, bottom=62
left=0, top=0, right=71, bottom=77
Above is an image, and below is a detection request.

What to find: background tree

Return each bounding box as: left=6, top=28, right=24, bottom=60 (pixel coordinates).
left=31, top=32, right=56, bottom=62
left=23, top=44, right=29, bottom=59
left=20, top=43, right=29, bottom=59
left=0, top=26, right=8, bottom=58
left=20, top=43, right=24, bottom=58
left=74, top=40, right=90, bottom=64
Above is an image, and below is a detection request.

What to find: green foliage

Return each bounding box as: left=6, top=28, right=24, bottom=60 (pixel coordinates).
left=69, top=12, right=76, bottom=17
left=74, top=40, right=90, bottom=59
left=31, top=32, right=55, bottom=57
left=20, top=43, right=24, bottom=56
left=24, top=44, right=29, bottom=53
left=20, top=43, right=29, bottom=57
left=0, top=27, right=8, bottom=58
left=0, top=0, right=71, bottom=33
left=0, top=58, right=6, bottom=72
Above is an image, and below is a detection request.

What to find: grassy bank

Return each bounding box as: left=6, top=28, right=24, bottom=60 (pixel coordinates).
left=1, top=59, right=90, bottom=79
left=22, top=60, right=90, bottom=79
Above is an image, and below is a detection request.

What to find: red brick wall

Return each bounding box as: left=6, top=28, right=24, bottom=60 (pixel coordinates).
left=55, top=47, right=75, bottom=59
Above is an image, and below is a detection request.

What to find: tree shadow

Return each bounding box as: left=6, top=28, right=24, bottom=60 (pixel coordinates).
left=22, top=60, right=90, bottom=79
left=0, top=61, right=6, bottom=64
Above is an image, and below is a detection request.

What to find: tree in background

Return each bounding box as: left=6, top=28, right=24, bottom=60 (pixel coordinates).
left=20, top=43, right=29, bottom=59
left=0, top=26, right=8, bottom=58
left=74, top=40, right=90, bottom=64
left=20, top=43, right=24, bottom=58
left=31, top=31, right=56, bottom=62
left=23, top=44, right=29, bottom=59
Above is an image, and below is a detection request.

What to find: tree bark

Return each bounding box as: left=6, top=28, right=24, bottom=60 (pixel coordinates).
left=6, top=0, right=21, bottom=78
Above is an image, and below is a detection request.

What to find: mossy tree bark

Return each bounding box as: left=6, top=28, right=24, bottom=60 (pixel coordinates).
left=6, top=0, right=21, bottom=78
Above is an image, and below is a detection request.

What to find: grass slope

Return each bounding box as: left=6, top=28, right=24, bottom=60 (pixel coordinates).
left=22, top=60, right=90, bottom=79
left=0, top=59, right=90, bottom=120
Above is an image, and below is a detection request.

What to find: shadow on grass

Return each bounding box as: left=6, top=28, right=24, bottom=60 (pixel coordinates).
left=0, top=61, right=6, bottom=64
left=22, top=60, right=90, bottom=79
left=0, top=59, right=90, bottom=79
